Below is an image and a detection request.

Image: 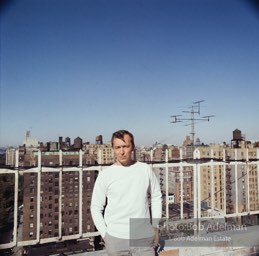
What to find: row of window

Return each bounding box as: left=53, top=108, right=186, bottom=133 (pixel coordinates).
left=29, top=224, right=93, bottom=237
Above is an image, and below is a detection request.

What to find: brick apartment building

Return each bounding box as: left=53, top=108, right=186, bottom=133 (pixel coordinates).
left=22, top=169, right=98, bottom=241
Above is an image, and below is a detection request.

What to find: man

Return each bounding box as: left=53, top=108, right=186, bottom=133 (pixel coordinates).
left=91, top=130, right=162, bottom=256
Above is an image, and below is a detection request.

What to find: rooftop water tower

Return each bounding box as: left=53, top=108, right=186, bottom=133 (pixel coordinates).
left=96, top=135, right=103, bottom=145
left=231, top=129, right=244, bottom=148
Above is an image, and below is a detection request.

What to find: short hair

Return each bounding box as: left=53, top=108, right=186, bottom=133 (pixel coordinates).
left=111, top=130, right=135, bottom=148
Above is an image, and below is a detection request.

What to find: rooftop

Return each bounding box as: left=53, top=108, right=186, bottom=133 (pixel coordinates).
left=1, top=148, right=259, bottom=255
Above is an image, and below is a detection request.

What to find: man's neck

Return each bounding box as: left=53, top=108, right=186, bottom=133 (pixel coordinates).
left=114, top=159, right=136, bottom=166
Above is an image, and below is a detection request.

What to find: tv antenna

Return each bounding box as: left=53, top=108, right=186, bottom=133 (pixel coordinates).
left=170, top=100, right=214, bottom=145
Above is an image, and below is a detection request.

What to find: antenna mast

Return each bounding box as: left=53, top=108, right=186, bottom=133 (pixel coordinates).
left=170, top=100, right=214, bottom=145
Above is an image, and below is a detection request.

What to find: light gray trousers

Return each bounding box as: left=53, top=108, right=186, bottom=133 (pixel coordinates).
left=104, top=232, right=154, bottom=256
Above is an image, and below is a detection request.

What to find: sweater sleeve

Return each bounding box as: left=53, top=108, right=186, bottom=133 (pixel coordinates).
left=149, top=168, right=162, bottom=227
left=90, top=172, right=107, bottom=238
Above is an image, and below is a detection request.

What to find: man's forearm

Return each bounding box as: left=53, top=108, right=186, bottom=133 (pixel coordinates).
left=153, top=227, right=159, bottom=247
left=90, top=208, right=107, bottom=238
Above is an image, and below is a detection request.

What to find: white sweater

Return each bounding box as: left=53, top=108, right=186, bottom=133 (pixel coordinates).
left=90, top=161, right=162, bottom=239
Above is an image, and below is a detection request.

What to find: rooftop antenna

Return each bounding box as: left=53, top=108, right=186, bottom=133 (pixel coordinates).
left=170, top=100, right=214, bottom=145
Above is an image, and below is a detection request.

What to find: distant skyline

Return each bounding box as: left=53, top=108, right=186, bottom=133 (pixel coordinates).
left=1, top=0, right=259, bottom=147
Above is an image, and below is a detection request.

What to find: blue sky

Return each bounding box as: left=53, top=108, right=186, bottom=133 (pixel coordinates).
left=1, top=0, right=259, bottom=147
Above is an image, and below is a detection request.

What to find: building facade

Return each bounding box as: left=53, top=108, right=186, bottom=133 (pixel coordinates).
left=22, top=169, right=98, bottom=241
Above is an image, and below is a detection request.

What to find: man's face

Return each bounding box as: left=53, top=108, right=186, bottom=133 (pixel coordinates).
left=112, top=134, right=134, bottom=166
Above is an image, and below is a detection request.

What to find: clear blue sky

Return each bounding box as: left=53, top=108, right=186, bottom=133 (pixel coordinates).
left=1, top=0, right=259, bottom=147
